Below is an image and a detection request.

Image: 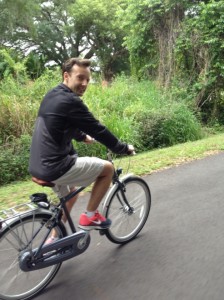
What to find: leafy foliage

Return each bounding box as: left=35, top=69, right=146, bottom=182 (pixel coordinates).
left=135, top=104, right=203, bottom=149
left=0, top=135, right=31, bottom=185
left=0, top=64, right=60, bottom=140
left=120, top=0, right=188, bottom=82
left=174, top=1, right=224, bottom=124
left=120, top=0, right=224, bottom=124
left=0, top=48, right=28, bottom=81
left=0, top=0, right=129, bottom=80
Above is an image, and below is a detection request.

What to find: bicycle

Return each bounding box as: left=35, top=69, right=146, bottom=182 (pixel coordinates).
left=0, top=152, right=151, bottom=300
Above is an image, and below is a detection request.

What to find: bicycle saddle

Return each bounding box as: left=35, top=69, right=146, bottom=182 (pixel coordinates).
left=32, top=177, right=55, bottom=187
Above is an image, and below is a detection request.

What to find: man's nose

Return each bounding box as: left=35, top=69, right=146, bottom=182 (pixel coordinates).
left=82, top=79, right=88, bottom=86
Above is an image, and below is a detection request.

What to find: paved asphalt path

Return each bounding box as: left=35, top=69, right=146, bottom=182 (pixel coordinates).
left=36, top=152, right=224, bottom=300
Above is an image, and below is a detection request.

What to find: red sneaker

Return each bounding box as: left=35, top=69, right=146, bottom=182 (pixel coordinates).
left=78, top=211, right=111, bottom=230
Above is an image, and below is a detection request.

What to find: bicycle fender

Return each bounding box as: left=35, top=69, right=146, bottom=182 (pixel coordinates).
left=0, top=208, right=55, bottom=236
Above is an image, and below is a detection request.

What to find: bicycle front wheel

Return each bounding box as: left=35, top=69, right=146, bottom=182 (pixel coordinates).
left=104, top=176, right=151, bottom=244
left=0, top=211, right=66, bottom=300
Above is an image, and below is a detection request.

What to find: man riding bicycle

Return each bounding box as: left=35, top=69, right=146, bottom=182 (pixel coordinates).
left=29, top=58, right=134, bottom=243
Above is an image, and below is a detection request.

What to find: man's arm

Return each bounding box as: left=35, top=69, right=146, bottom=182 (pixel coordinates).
left=69, top=96, right=133, bottom=154
left=72, top=128, right=86, bottom=142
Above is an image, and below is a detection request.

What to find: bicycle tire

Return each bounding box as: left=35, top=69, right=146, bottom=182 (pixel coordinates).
left=0, top=211, right=67, bottom=300
left=104, top=176, right=151, bottom=244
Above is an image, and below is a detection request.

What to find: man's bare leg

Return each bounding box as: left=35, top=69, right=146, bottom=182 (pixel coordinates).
left=50, top=189, right=78, bottom=239
left=86, top=161, right=114, bottom=212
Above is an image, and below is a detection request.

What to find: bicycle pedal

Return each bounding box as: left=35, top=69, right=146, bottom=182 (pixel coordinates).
left=78, top=225, right=95, bottom=231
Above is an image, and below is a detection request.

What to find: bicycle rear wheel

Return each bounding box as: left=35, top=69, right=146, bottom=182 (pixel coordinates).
left=0, top=211, right=66, bottom=300
left=104, top=176, right=151, bottom=244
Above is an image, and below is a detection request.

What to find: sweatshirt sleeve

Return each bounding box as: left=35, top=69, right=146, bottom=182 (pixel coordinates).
left=72, top=128, right=86, bottom=142
left=68, top=96, right=129, bottom=154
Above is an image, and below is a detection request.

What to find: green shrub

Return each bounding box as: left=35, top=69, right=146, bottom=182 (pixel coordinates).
left=0, top=135, right=31, bottom=185
left=135, top=103, right=203, bottom=150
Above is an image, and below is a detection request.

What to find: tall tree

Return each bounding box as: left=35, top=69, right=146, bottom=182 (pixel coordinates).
left=121, top=0, right=188, bottom=84
left=175, top=0, right=224, bottom=123
left=0, top=0, right=130, bottom=80
left=121, top=0, right=224, bottom=123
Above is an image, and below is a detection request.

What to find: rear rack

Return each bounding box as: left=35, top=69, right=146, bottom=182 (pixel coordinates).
left=0, top=202, right=36, bottom=225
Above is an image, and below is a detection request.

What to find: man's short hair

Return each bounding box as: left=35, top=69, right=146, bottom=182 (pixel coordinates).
left=62, top=58, right=91, bottom=76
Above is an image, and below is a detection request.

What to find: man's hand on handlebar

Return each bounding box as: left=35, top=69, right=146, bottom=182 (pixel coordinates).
left=84, top=135, right=95, bottom=144
left=127, top=144, right=135, bottom=155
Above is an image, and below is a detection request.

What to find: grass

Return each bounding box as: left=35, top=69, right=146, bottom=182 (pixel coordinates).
left=0, top=132, right=223, bottom=210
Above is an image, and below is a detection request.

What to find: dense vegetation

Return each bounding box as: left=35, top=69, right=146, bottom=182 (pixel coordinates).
left=0, top=0, right=224, bottom=185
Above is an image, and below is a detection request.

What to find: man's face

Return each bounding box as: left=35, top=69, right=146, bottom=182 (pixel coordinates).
left=63, top=64, right=91, bottom=96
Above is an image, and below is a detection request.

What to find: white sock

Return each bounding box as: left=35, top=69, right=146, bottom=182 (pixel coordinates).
left=86, top=210, right=96, bottom=217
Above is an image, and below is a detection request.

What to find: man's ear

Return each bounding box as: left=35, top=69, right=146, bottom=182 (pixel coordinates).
left=63, top=71, right=69, bottom=81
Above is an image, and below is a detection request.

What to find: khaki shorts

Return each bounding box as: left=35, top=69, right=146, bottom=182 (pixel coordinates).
left=52, top=157, right=105, bottom=198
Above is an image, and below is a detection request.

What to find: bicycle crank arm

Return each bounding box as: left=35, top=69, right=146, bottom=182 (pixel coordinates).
left=19, top=230, right=90, bottom=271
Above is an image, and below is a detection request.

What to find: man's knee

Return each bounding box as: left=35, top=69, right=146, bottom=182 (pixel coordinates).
left=99, top=161, right=114, bottom=178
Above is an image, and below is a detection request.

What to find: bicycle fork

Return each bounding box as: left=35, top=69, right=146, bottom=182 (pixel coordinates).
left=116, top=182, right=134, bottom=214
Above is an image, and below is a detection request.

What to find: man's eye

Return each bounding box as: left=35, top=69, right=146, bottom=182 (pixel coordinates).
left=78, top=76, right=89, bottom=82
